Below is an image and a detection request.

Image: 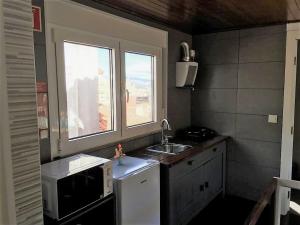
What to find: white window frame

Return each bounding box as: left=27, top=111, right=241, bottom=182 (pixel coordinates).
left=45, top=0, right=167, bottom=158
left=120, top=41, right=163, bottom=138
left=53, top=28, right=122, bottom=156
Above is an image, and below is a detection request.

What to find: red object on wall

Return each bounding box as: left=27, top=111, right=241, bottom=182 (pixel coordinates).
left=32, top=6, right=42, bottom=32
left=36, top=81, right=48, bottom=93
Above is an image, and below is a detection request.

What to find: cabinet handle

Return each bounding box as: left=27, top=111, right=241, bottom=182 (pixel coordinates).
left=213, top=148, right=217, bottom=152
left=205, top=181, right=209, bottom=188
left=187, top=160, right=194, bottom=165
left=200, top=185, right=204, bottom=192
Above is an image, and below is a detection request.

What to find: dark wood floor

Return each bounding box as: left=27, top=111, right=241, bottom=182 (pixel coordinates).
left=281, top=213, right=300, bottom=225
left=281, top=190, right=300, bottom=225
left=188, top=195, right=256, bottom=225
left=187, top=193, right=300, bottom=225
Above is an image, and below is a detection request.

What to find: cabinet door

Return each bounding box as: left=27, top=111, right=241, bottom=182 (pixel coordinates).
left=191, top=166, right=205, bottom=209
left=209, top=153, right=223, bottom=195
left=174, top=172, right=194, bottom=216
left=177, top=167, right=204, bottom=225
left=203, top=153, right=223, bottom=202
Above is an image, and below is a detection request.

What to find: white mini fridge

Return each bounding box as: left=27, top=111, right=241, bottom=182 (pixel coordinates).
left=113, top=156, right=160, bottom=225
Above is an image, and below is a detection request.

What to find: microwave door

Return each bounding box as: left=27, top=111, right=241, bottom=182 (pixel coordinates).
left=57, top=166, right=104, bottom=219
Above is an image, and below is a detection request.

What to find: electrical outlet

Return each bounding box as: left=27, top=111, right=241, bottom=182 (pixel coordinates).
left=268, top=115, right=278, bottom=124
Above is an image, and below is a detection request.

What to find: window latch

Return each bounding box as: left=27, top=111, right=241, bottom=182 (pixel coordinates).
left=126, top=89, right=130, bottom=103
left=57, top=139, right=62, bottom=152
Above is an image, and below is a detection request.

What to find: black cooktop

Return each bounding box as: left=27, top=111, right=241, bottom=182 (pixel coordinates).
left=176, top=127, right=217, bottom=143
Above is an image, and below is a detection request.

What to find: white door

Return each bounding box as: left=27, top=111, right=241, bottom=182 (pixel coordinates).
left=280, top=23, right=300, bottom=214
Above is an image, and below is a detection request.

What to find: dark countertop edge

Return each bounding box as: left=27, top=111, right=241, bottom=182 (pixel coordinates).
left=128, top=135, right=230, bottom=167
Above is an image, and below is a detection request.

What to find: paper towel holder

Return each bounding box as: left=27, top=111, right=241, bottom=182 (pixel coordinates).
left=176, top=42, right=198, bottom=88
left=176, top=62, right=198, bottom=87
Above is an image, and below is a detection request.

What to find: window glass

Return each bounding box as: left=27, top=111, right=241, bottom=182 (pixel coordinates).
left=63, top=41, right=114, bottom=139
left=125, top=52, right=154, bottom=127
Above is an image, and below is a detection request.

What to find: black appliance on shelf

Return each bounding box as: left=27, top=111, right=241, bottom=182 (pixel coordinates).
left=41, top=154, right=113, bottom=221
left=42, top=154, right=115, bottom=225
left=44, top=195, right=115, bottom=225
left=177, top=127, right=217, bottom=143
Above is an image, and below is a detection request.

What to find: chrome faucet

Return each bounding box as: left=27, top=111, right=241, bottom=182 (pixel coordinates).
left=161, top=119, right=171, bottom=145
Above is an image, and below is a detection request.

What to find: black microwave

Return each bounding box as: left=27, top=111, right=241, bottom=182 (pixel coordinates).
left=41, top=154, right=113, bottom=220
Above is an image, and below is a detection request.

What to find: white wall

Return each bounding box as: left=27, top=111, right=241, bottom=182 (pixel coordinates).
left=0, top=0, right=43, bottom=224
left=0, top=0, right=13, bottom=223
left=0, top=149, right=8, bottom=225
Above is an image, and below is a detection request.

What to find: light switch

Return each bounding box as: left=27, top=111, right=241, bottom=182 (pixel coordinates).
left=268, top=115, right=278, bottom=124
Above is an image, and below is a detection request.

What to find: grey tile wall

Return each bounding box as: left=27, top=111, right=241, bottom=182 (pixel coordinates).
left=239, top=32, right=286, bottom=63
left=227, top=161, right=280, bottom=200
left=195, top=32, right=239, bottom=65
left=32, top=0, right=52, bottom=163
left=195, top=64, right=238, bottom=89
left=192, top=25, right=286, bottom=201
left=191, top=112, right=236, bottom=137
left=35, top=0, right=192, bottom=163
left=237, top=89, right=283, bottom=115
left=230, top=138, right=281, bottom=169
left=89, top=133, right=161, bottom=159
left=236, top=114, right=282, bottom=142
left=34, top=45, right=48, bottom=82
left=192, top=89, right=237, bottom=113
left=239, top=25, right=286, bottom=37
left=166, top=29, right=192, bottom=134
left=238, top=62, right=284, bottom=89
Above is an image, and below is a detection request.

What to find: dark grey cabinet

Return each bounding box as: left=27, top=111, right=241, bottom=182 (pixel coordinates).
left=161, top=141, right=226, bottom=225
left=174, top=172, right=194, bottom=215
left=192, top=165, right=205, bottom=210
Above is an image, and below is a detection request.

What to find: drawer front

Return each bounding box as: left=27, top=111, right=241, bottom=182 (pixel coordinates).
left=193, top=141, right=225, bottom=166
left=169, top=141, right=226, bottom=179
left=169, top=157, right=196, bottom=179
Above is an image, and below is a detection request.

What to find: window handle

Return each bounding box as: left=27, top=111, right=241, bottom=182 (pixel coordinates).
left=126, top=89, right=130, bottom=103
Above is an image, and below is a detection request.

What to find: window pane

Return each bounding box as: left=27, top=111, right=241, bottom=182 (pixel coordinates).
left=125, top=52, right=154, bottom=127
left=64, top=42, right=114, bottom=139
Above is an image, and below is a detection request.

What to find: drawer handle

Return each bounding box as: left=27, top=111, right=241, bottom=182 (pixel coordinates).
left=205, top=181, right=209, bottom=188
left=213, top=148, right=217, bottom=152
left=187, top=160, right=194, bottom=165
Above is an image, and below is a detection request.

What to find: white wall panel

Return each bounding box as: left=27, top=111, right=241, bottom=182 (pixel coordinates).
left=1, top=0, right=43, bottom=224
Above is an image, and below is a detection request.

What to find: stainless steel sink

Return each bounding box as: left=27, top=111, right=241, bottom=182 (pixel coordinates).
left=146, top=143, right=192, bottom=155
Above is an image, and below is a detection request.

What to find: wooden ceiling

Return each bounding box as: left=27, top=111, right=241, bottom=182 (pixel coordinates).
left=93, top=0, right=300, bottom=34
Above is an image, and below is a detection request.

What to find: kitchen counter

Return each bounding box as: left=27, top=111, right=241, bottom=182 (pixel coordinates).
left=128, top=135, right=229, bottom=166
left=130, top=135, right=228, bottom=225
